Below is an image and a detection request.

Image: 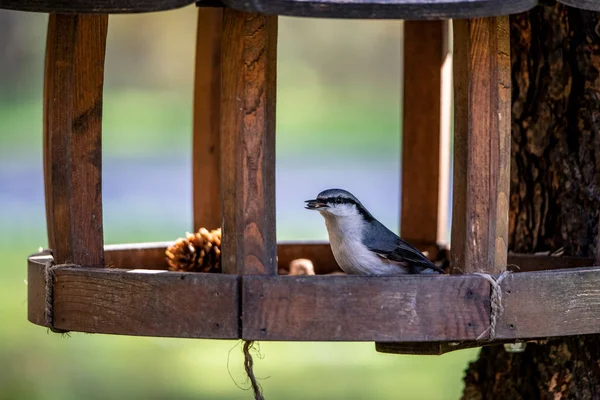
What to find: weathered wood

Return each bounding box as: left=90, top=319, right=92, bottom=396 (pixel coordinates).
left=463, top=5, right=600, bottom=398
left=43, top=14, right=107, bottom=268
left=242, top=274, right=490, bottom=341
left=100, top=241, right=596, bottom=273
left=451, top=16, right=510, bottom=274
left=193, top=7, right=222, bottom=231
left=0, top=0, right=195, bottom=13
left=220, top=9, right=277, bottom=275
left=27, top=253, right=239, bottom=338
left=497, top=267, right=600, bottom=339
left=401, top=21, right=450, bottom=257
left=29, top=246, right=600, bottom=341
left=221, top=0, right=536, bottom=19
left=105, top=241, right=172, bottom=269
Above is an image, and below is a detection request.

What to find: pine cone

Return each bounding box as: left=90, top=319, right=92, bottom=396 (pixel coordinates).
left=166, top=228, right=222, bottom=273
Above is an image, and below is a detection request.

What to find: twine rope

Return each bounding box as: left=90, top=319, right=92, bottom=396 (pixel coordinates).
left=43, top=261, right=75, bottom=334
left=243, top=341, right=265, bottom=400
left=473, top=270, right=511, bottom=341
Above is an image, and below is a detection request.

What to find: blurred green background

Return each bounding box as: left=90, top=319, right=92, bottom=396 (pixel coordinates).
left=0, top=7, right=477, bottom=399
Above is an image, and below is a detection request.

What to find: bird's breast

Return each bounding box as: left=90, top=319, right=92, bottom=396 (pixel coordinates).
left=324, top=216, right=405, bottom=275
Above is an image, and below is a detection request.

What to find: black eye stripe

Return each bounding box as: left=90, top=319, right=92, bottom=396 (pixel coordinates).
left=320, top=197, right=354, bottom=205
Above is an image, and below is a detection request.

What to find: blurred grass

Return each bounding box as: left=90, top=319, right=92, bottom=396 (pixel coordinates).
left=0, top=84, right=400, bottom=160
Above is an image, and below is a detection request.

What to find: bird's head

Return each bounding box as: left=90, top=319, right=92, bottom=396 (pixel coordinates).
left=305, top=188, right=373, bottom=220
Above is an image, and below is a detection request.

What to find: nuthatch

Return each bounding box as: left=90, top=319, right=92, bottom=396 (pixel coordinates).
left=305, top=188, right=444, bottom=275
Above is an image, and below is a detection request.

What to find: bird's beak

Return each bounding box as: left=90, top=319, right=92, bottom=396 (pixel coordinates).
left=304, top=199, right=328, bottom=210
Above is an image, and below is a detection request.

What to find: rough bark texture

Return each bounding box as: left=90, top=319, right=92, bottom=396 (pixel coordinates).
left=462, top=2, right=600, bottom=399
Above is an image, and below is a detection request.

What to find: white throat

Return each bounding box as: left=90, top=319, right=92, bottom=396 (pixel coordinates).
left=319, top=209, right=408, bottom=276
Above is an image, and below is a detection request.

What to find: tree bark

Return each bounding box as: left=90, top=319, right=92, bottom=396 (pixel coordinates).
left=462, top=2, right=600, bottom=399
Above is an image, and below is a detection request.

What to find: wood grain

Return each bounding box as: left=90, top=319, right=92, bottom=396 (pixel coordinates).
left=99, top=241, right=596, bottom=273
left=220, top=9, right=278, bottom=275
left=44, top=14, right=107, bottom=268
left=242, top=274, right=490, bottom=341
left=29, top=247, right=600, bottom=341
left=0, top=0, right=195, bottom=13
left=401, top=21, right=449, bottom=257
left=497, top=267, right=600, bottom=339
left=221, top=0, right=536, bottom=19
left=451, top=16, right=510, bottom=274
left=193, top=8, right=222, bottom=231
left=28, top=253, right=239, bottom=338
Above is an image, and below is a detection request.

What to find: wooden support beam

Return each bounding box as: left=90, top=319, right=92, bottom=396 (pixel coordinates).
left=451, top=17, right=511, bottom=274
left=27, top=253, right=239, bottom=338
left=401, top=20, right=451, bottom=258
left=193, top=8, right=223, bottom=231
left=220, top=9, right=278, bottom=275
left=43, top=14, right=108, bottom=267
left=27, top=246, right=600, bottom=342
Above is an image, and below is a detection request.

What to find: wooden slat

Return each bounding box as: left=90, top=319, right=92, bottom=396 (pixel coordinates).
left=0, top=0, right=196, bottom=13
left=43, top=14, right=107, bottom=268
left=242, top=274, right=490, bottom=341
left=221, top=0, right=536, bottom=19
left=220, top=9, right=278, bottom=275
left=100, top=241, right=596, bottom=274
left=193, top=8, right=222, bottom=231
left=28, top=247, right=600, bottom=341
left=497, top=267, right=600, bottom=339
left=27, top=254, right=239, bottom=338
left=105, top=241, right=172, bottom=269
left=401, top=21, right=449, bottom=257
left=450, top=16, right=511, bottom=274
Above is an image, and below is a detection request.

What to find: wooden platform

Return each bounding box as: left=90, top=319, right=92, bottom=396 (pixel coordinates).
left=28, top=242, right=600, bottom=344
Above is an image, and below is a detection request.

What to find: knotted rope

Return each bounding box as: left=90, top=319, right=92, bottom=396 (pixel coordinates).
left=43, top=261, right=74, bottom=334
left=243, top=341, right=265, bottom=400
left=473, top=270, right=511, bottom=341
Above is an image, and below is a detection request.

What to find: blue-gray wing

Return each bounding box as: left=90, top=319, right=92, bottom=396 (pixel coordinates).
left=363, top=221, right=444, bottom=274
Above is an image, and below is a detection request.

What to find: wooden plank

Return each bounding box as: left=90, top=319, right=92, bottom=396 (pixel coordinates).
left=507, top=254, right=596, bottom=272
left=193, top=8, right=223, bottom=231
left=242, top=274, right=490, bottom=341
left=497, top=267, right=600, bottom=339
left=0, top=0, right=196, bottom=13
left=105, top=241, right=172, bottom=269
left=100, top=241, right=596, bottom=273
left=220, top=9, right=278, bottom=275
left=401, top=21, right=449, bottom=257
left=450, top=16, right=510, bottom=274
left=43, top=14, right=107, bottom=268
left=28, top=248, right=600, bottom=341
left=221, top=0, right=536, bottom=19
left=27, top=254, right=239, bottom=338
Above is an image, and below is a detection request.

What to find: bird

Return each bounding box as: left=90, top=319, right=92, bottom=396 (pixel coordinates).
left=305, top=188, right=444, bottom=276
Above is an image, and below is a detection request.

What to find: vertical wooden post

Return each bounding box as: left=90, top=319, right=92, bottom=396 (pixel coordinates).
left=193, top=8, right=223, bottom=231
left=401, top=21, right=451, bottom=259
left=43, top=14, right=108, bottom=267
left=451, top=17, right=510, bottom=274
left=220, top=9, right=278, bottom=275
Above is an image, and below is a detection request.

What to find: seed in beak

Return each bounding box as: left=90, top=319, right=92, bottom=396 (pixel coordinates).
left=304, top=200, right=327, bottom=209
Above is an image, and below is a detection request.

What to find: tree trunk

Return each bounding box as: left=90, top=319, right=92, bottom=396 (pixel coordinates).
left=462, top=2, right=600, bottom=399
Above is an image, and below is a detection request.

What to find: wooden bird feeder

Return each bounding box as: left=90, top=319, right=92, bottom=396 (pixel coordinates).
left=5, top=0, right=600, bottom=355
